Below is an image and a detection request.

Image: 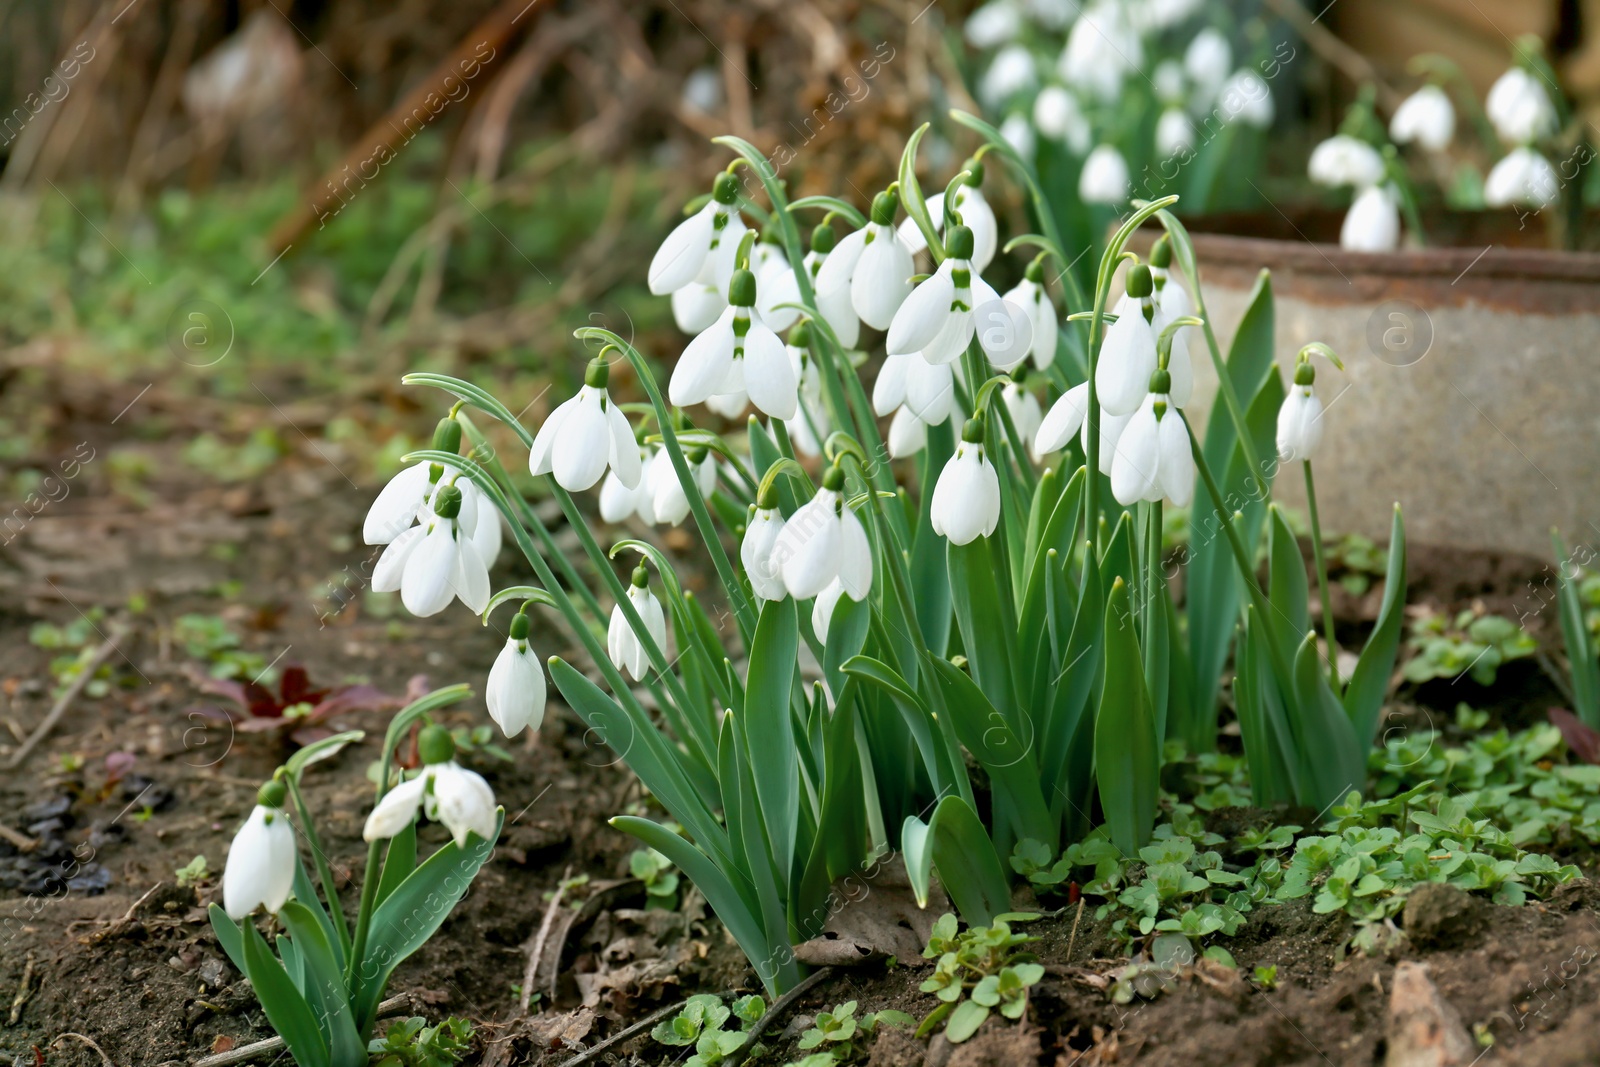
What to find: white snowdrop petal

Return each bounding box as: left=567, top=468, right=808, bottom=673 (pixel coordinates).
left=778, top=496, right=842, bottom=599
left=372, top=524, right=426, bottom=593
left=905, top=359, right=957, bottom=424
left=838, top=509, right=873, bottom=600
left=1341, top=185, right=1401, bottom=252
left=812, top=579, right=846, bottom=645
left=852, top=226, right=914, bottom=330
left=605, top=397, right=641, bottom=490
left=671, top=282, right=725, bottom=334
left=1035, top=383, right=1088, bottom=456
left=671, top=308, right=738, bottom=408
left=488, top=639, right=544, bottom=737
left=1110, top=400, right=1161, bottom=506
left=888, top=406, right=929, bottom=457
left=550, top=391, right=614, bottom=492
left=1157, top=409, right=1195, bottom=507
left=364, top=463, right=432, bottom=545
left=363, top=775, right=427, bottom=841
left=649, top=202, right=716, bottom=295
left=528, top=395, right=578, bottom=477
left=873, top=353, right=913, bottom=416
left=432, top=763, right=498, bottom=847
left=401, top=522, right=461, bottom=617
left=898, top=192, right=941, bottom=255
left=453, top=535, right=491, bottom=614
left=887, top=262, right=957, bottom=356
left=815, top=228, right=867, bottom=297
left=742, top=323, right=798, bottom=420
left=1097, top=310, right=1158, bottom=416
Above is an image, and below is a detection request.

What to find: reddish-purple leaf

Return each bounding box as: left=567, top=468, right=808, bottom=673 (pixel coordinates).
left=279, top=665, right=330, bottom=707
left=1549, top=708, right=1600, bottom=766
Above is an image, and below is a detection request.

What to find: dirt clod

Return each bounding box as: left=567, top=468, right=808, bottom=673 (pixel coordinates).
left=1403, top=884, right=1483, bottom=950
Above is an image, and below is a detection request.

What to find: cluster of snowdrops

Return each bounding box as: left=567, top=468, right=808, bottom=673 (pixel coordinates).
left=213, top=118, right=1401, bottom=1066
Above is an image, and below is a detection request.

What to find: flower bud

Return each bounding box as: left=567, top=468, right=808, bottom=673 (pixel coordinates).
left=728, top=268, right=757, bottom=308
left=1150, top=235, right=1172, bottom=269
left=432, top=483, right=463, bottom=519
left=432, top=418, right=462, bottom=454
left=712, top=172, right=739, bottom=205
left=870, top=191, right=898, bottom=226
left=584, top=357, right=610, bottom=388
left=1127, top=264, right=1154, bottom=298
left=509, top=611, right=531, bottom=641
left=257, top=779, right=287, bottom=809
left=1294, top=361, right=1316, bottom=386
left=822, top=464, right=846, bottom=492
left=811, top=222, right=836, bottom=254
left=947, top=224, right=976, bottom=261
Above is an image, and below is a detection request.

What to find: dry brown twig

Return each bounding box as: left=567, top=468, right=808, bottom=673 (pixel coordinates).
left=5, top=621, right=130, bottom=770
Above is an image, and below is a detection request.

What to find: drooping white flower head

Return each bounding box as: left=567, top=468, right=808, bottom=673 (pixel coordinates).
left=815, top=190, right=916, bottom=332
left=1110, top=382, right=1194, bottom=507
left=649, top=172, right=747, bottom=296
left=529, top=359, right=642, bottom=493
left=608, top=566, right=669, bottom=682
left=364, top=419, right=500, bottom=571
left=898, top=162, right=999, bottom=271
left=1484, top=146, right=1559, bottom=208
left=1184, top=28, right=1232, bottom=104
left=932, top=417, right=1001, bottom=546
left=1308, top=134, right=1385, bottom=189
left=965, top=1, right=1024, bottom=48
left=812, top=578, right=850, bottom=644
left=487, top=611, right=546, bottom=738
left=1095, top=265, right=1159, bottom=416
left=364, top=725, right=498, bottom=849
left=671, top=266, right=798, bottom=421
left=875, top=352, right=958, bottom=428
left=771, top=465, right=873, bottom=602
left=372, top=483, right=491, bottom=617
left=979, top=44, right=1038, bottom=108
left=1060, top=2, right=1141, bottom=103
left=783, top=323, right=832, bottom=458
left=1033, top=85, right=1091, bottom=155
left=1153, top=60, right=1185, bottom=104
left=1277, top=363, right=1326, bottom=463
left=1485, top=66, right=1557, bottom=146
left=1389, top=84, right=1455, bottom=152
left=1340, top=184, right=1401, bottom=252
left=600, top=447, right=658, bottom=526
left=1034, top=380, right=1088, bottom=457
left=741, top=497, right=789, bottom=602
left=1218, top=70, right=1274, bottom=128
left=222, top=780, right=296, bottom=920
left=650, top=445, right=719, bottom=527
left=1079, top=144, right=1130, bottom=204
left=1156, top=107, right=1195, bottom=159
left=1001, top=259, right=1058, bottom=370
left=887, top=224, right=1033, bottom=370
left=671, top=281, right=725, bottom=335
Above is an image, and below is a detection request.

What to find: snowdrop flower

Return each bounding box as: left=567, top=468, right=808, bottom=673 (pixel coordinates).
left=887, top=406, right=929, bottom=458
left=1218, top=70, right=1274, bottom=128
left=608, top=566, right=669, bottom=681
left=1139, top=0, right=1202, bottom=32
left=1184, top=29, right=1232, bottom=104
left=741, top=493, right=788, bottom=601
left=785, top=324, right=831, bottom=458
left=1001, top=259, right=1058, bottom=370
left=814, top=191, right=915, bottom=332
left=1095, top=265, right=1158, bottom=416
left=979, top=45, right=1037, bottom=108
left=364, top=725, right=498, bottom=848
left=1308, top=134, right=1385, bottom=188
left=1059, top=2, right=1141, bottom=103
left=965, top=1, right=1023, bottom=47
left=1156, top=107, right=1194, bottom=158
left=364, top=418, right=500, bottom=561
left=1079, top=144, right=1129, bottom=204
left=529, top=358, right=641, bottom=493
left=1033, top=86, right=1091, bottom=155
left=932, top=417, right=1001, bottom=545
left=706, top=388, right=749, bottom=419
left=898, top=161, right=999, bottom=271
left=670, top=267, right=797, bottom=420
left=1147, top=244, right=1195, bottom=408
left=600, top=447, right=657, bottom=525
left=1001, top=376, right=1045, bottom=459
left=1153, top=60, right=1185, bottom=103
left=1110, top=373, right=1194, bottom=507
left=222, top=780, right=296, bottom=920
left=772, top=465, right=873, bottom=601
left=1277, top=361, right=1325, bottom=463
left=648, top=172, right=746, bottom=295
left=681, top=67, right=722, bottom=114
left=1484, top=146, right=1558, bottom=208
left=1389, top=84, right=1455, bottom=151
left=650, top=445, right=719, bottom=527
left=1341, top=184, right=1401, bottom=252
left=372, top=483, right=491, bottom=617
left=1485, top=66, right=1557, bottom=145
left=1000, top=112, right=1036, bottom=161
left=887, top=225, right=1032, bottom=368
left=487, top=611, right=545, bottom=738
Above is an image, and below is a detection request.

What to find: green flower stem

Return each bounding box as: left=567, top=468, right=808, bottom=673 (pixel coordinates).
left=1304, top=460, right=1341, bottom=691
left=285, top=773, right=351, bottom=954
left=1182, top=415, right=1295, bottom=690
left=1143, top=498, right=1163, bottom=656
